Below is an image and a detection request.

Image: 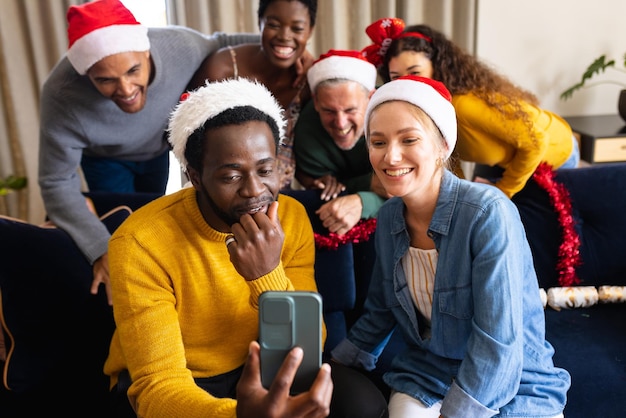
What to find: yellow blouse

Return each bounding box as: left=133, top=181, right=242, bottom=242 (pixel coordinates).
left=452, top=93, right=573, bottom=197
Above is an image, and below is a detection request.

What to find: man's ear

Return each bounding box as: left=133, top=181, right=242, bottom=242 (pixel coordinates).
left=186, top=166, right=201, bottom=189
left=312, top=93, right=320, bottom=112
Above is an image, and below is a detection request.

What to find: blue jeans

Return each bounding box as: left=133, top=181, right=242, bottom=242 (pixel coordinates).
left=81, top=150, right=170, bottom=194
left=558, top=134, right=580, bottom=169
left=474, top=134, right=581, bottom=181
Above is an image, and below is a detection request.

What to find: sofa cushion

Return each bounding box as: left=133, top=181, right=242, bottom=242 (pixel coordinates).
left=545, top=303, right=626, bottom=417
left=0, top=206, right=131, bottom=395
left=514, top=163, right=626, bottom=289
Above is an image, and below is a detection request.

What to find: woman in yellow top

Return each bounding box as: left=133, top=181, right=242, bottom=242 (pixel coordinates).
left=363, top=17, right=580, bottom=198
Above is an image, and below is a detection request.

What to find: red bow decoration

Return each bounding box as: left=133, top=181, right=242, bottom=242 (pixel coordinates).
left=362, top=17, right=432, bottom=68
left=362, top=18, right=406, bottom=68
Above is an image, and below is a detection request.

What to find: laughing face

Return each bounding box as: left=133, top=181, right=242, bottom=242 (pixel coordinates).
left=314, top=81, right=371, bottom=150
left=87, top=50, right=152, bottom=113
left=258, top=0, right=314, bottom=69
left=187, top=120, right=280, bottom=232
left=367, top=101, right=446, bottom=199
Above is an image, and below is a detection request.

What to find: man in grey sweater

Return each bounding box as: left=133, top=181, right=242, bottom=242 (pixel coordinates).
left=38, top=0, right=258, bottom=304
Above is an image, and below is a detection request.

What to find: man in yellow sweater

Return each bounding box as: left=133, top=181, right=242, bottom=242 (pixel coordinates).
left=104, top=78, right=388, bottom=417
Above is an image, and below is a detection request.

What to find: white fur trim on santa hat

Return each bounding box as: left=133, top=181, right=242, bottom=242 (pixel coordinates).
left=67, top=24, right=150, bottom=75
left=307, top=55, right=377, bottom=93
left=168, top=78, right=286, bottom=171
left=365, top=78, right=457, bottom=159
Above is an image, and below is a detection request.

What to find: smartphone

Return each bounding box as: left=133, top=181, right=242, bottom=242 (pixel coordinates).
left=258, top=291, right=322, bottom=394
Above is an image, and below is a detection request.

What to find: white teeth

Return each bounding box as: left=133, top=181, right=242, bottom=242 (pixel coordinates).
left=339, top=127, right=351, bottom=135
left=122, top=92, right=138, bottom=102
left=248, top=206, right=265, bottom=214
left=385, top=168, right=412, bottom=177
left=274, top=46, right=294, bottom=57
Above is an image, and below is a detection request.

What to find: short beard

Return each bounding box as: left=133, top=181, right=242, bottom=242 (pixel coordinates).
left=198, top=183, right=240, bottom=227
left=197, top=182, right=278, bottom=228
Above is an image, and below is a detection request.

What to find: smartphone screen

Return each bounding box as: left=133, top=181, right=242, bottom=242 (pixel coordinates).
left=258, top=291, right=322, bottom=394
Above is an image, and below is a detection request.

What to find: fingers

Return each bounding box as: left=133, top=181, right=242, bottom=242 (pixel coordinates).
left=232, top=201, right=283, bottom=245
left=237, top=343, right=332, bottom=418
left=240, top=341, right=262, bottom=385
left=290, top=363, right=333, bottom=418
left=266, top=200, right=279, bottom=224
left=91, top=255, right=112, bottom=305
left=225, top=234, right=237, bottom=247
left=309, top=363, right=333, bottom=404
left=318, top=179, right=345, bottom=201
left=311, top=179, right=326, bottom=190
left=319, top=184, right=345, bottom=201
left=266, top=346, right=304, bottom=403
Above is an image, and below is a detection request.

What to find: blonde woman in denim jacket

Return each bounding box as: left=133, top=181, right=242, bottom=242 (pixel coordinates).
left=331, top=76, right=570, bottom=418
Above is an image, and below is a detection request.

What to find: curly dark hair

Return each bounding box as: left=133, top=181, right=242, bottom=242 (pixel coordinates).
left=185, top=106, right=280, bottom=172
left=379, top=24, right=539, bottom=137
left=258, top=0, right=317, bottom=27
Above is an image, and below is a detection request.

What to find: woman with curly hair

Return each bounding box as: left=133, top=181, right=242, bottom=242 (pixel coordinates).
left=363, top=18, right=580, bottom=198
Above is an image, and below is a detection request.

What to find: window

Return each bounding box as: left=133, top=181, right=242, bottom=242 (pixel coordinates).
left=120, top=0, right=167, bottom=27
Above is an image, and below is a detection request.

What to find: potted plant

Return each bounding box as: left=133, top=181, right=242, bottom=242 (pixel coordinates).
left=0, top=175, right=27, bottom=196
left=560, top=53, right=626, bottom=121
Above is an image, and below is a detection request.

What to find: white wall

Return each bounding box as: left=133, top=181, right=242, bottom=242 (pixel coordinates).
left=475, top=0, right=626, bottom=117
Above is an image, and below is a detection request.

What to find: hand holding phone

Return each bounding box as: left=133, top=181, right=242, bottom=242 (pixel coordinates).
left=235, top=340, right=333, bottom=418
left=258, top=291, right=322, bottom=394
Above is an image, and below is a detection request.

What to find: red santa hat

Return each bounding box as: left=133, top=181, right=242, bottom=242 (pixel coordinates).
left=66, top=0, right=150, bottom=75
left=307, top=49, right=378, bottom=93
left=168, top=78, right=286, bottom=171
left=365, top=75, right=457, bottom=159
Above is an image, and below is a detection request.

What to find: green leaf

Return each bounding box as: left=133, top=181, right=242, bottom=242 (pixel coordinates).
left=560, top=54, right=624, bottom=100
left=580, top=55, right=615, bottom=83
left=5, top=175, right=27, bottom=190
left=0, top=175, right=27, bottom=193
left=560, top=81, right=585, bottom=100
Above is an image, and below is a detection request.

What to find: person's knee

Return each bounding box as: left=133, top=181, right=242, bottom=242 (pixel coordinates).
left=329, top=363, right=388, bottom=418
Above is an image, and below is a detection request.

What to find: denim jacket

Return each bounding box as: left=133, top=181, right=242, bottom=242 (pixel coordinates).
left=332, top=170, right=570, bottom=418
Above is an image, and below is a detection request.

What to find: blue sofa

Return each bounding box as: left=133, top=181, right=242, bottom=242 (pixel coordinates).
left=2, top=164, right=625, bottom=417
left=0, top=192, right=160, bottom=417
left=513, top=163, right=626, bottom=418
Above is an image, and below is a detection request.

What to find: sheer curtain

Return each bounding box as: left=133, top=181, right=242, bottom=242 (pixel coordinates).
left=0, top=0, right=474, bottom=222
left=166, top=0, right=476, bottom=56
left=0, top=0, right=79, bottom=221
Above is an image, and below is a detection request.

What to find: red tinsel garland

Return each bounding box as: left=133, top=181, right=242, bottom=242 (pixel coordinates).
left=532, top=163, right=581, bottom=287
left=314, top=218, right=377, bottom=250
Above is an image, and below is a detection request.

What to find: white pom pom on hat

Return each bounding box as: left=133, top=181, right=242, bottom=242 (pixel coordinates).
left=167, top=78, right=286, bottom=171
left=307, top=49, right=378, bottom=92
left=66, top=0, right=150, bottom=75
left=365, top=75, right=457, bottom=159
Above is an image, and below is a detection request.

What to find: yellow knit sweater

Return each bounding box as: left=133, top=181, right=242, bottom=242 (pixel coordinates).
left=452, top=93, right=573, bottom=197
left=103, top=188, right=320, bottom=417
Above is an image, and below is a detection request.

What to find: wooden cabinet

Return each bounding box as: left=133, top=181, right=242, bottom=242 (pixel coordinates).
left=565, top=114, right=626, bottom=164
